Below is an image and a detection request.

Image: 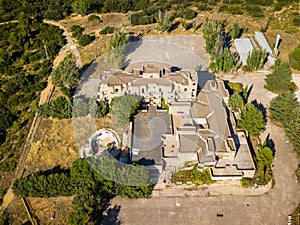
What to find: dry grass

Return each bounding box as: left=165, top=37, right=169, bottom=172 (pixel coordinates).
left=25, top=117, right=112, bottom=175
left=25, top=119, right=78, bottom=174
left=27, top=196, right=74, bottom=225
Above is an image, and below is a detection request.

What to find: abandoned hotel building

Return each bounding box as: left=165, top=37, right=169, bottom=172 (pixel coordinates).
left=98, top=64, right=255, bottom=182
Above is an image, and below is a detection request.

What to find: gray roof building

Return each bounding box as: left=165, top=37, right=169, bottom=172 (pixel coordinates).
left=234, top=38, right=254, bottom=65
left=255, top=31, right=272, bottom=54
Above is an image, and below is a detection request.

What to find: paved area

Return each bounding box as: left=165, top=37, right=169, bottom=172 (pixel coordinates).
left=103, top=63, right=300, bottom=225
left=124, top=35, right=210, bottom=70
left=107, top=111, right=300, bottom=225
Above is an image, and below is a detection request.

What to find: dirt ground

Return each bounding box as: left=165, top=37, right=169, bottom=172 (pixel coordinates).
left=27, top=196, right=74, bottom=225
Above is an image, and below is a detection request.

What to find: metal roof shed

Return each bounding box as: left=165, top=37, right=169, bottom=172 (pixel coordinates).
left=234, top=38, right=254, bottom=65
left=255, top=31, right=272, bottom=54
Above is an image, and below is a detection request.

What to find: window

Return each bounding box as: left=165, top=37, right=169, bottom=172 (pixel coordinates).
left=184, top=88, right=187, bottom=91
left=115, top=88, right=119, bottom=92
left=142, top=88, right=144, bottom=93
left=192, top=82, right=196, bottom=86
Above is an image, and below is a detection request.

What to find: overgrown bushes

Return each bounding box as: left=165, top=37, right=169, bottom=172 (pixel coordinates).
left=110, top=95, right=140, bottom=125
left=70, top=25, right=94, bottom=46
left=99, top=26, right=117, bottom=35
left=13, top=158, right=153, bottom=224
left=173, top=166, right=215, bottom=186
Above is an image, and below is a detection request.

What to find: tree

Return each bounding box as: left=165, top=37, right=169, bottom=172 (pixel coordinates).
left=72, top=98, right=89, bottom=118
left=289, top=44, right=300, bottom=70
left=230, top=21, right=241, bottom=40
left=71, top=0, right=89, bottom=16
left=109, top=29, right=128, bottom=68
left=284, top=107, right=300, bottom=157
left=269, top=91, right=299, bottom=126
left=51, top=57, right=80, bottom=90
left=37, top=96, right=72, bottom=119
left=238, top=103, right=265, bottom=137
left=110, top=95, right=140, bottom=125
left=203, top=19, right=223, bottom=55
left=70, top=25, right=84, bottom=39
left=270, top=92, right=300, bottom=156
left=244, top=48, right=266, bottom=71
left=265, top=62, right=294, bottom=94
left=256, top=146, right=274, bottom=183
left=158, top=10, right=172, bottom=33
left=0, top=107, right=13, bottom=133
left=78, top=34, right=94, bottom=46
left=228, top=93, right=244, bottom=110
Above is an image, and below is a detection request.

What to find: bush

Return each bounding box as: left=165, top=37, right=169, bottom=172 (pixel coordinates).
left=173, top=166, right=215, bottom=186
left=37, top=96, right=72, bottom=119
left=78, top=34, right=94, bottom=46
left=241, top=178, right=253, bottom=188
left=197, top=4, right=212, bottom=11
left=289, top=45, right=300, bottom=70
left=176, top=8, right=197, bottom=20
left=99, top=26, right=117, bottom=35
left=110, top=95, right=140, bottom=125
left=70, top=25, right=84, bottom=39
left=265, top=62, right=294, bottom=94
left=88, top=15, right=103, bottom=23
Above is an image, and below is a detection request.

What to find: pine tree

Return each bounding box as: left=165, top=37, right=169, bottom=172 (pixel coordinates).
left=238, top=103, right=265, bottom=137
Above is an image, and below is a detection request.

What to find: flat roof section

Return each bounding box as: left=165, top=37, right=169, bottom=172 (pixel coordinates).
left=255, top=31, right=272, bottom=54
left=234, top=38, right=254, bottom=65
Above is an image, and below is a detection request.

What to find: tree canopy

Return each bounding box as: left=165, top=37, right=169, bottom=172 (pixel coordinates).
left=228, top=93, right=244, bottom=110
left=269, top=91, right=299, bottom=125
left=270, top=91, right=300, bottom=157
left=51, top=56, right=80, bottom=90
left=243, top=48, right=266, bottom=71
left=265, top=62, right=294, bottom=94
left=256, top=145, right=274, bottom=184
left=110, top=95, right=140, bottom=125
left=0, top=18, right=65, bottom=172
left=289, top=44, right=300, bottom=70
left=238, top=103, right=265, bottom=137
left=13, top=157, right=153, bottom=224
left=37, top=96, right=72, bottom=119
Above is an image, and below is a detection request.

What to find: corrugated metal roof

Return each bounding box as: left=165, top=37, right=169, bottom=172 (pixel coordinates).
left=234, top=38, right=254, bottom=65
left=255, top=31, right=272, bottom=54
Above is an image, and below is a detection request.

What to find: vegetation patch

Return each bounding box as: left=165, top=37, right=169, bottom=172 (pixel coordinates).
left=270, top=91, right=300, bottom=157
left=289, top=44, right=300, bottom=70
left=0, top=14, right=65, bottom=172
left=173, top=166, right=216, bottom=186
left=110, top=95, right=141, bottom=125
left=265, top=62, right=295, bottom=94
left=13, top=158, right=153, bottom=224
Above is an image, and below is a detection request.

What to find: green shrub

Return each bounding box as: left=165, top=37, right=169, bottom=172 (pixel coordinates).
left=197, top=4, right=212, bottom=11
left=240, top=178, right=253, bottom=188
left=78, top=34, right=94, bottom=46
left=265, top=62, right=294, bottom=93
left=70, top=25, right=84, bottom=39
left=88, top=15, right=103, bottom=22
left=99, top=26, right=117, bottom=34
left=176, top=8, right=197, bottom=20
left=173, top=166, right=215, bottom=186
left=289, top=45, right=300, bottom=70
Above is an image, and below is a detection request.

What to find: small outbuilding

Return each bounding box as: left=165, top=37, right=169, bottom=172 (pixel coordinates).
left=234, top=38, right=254, bottom=66
left=254, top=31, right=272, bottom=54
